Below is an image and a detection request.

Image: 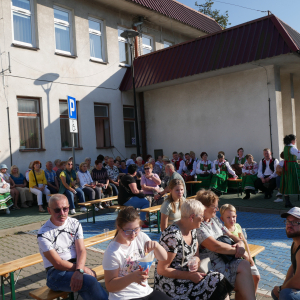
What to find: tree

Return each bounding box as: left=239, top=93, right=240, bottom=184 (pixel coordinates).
left=195, top=0, right=231, bottom=29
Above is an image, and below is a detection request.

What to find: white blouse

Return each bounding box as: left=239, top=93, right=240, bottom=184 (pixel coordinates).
left=77, top=171, right=93, bottom=188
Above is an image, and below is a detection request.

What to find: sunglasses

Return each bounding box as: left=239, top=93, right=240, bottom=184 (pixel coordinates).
left=144, top=167, right=150, bottom=170
left=67, top=163, right=73, bottom=166
left=51, top=207, right=69, bottom=213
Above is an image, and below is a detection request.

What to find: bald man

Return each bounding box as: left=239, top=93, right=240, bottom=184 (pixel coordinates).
left=37, top=194, right=107, bottom=300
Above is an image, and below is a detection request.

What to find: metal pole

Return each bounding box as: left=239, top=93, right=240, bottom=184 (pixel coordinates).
left=131, top=40, right=141, bottom=156
left=72, top=133, right=75, bottom=170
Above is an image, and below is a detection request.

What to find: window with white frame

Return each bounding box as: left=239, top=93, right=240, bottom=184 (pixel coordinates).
left=164, top=41, right=173, bottom=48
left=54, top=6, right=73, bottom=54
left=89, top=17, right=104, bottom=61
left=142, top=34, right=153, bottom=55
left=123, top=106, right=136, bottom=146
left=11, top=0, right=35, bottom=46
left=118, top=27, right=131, bottom=66
left=94, top=104, right=111, bottom=148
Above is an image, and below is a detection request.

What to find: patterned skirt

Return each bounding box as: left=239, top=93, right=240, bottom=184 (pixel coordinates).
left=242, top=174, right=257, bottom=190
left=280, top=162, right=300, bottom=195
left=0, top=192, right=13, bottom=210
left=154, top=270, right=233, bottom=300
left=210, top=171, right=228, bottom=193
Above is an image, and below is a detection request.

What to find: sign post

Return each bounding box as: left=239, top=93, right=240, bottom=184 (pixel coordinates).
left=67, top=96, right=78, bottom=170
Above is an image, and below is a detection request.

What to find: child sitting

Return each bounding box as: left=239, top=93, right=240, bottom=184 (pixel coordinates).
left=220, top=204, right=260, bottom=293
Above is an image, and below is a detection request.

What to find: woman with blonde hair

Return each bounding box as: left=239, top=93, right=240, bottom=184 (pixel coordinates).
left=196, top=189, right=256, bottom=300
left=10, top=165, right=33, bottom=207
left=160, top=179, right=185, bottom=232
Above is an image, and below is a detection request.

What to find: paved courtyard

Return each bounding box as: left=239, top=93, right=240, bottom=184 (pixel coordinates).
left=1, top=189, right=297, bottom=299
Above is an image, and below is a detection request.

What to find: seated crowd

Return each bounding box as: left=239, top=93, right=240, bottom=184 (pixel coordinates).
left=1, top=140, right=298, bottom=214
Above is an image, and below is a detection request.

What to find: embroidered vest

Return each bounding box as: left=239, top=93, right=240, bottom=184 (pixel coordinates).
left=200, top=162, right=211, bottom=171
left=187, top=159, right=194, bottom=171
left=215, top=162, right=227, bottom=172
left=173, top=158, right=182, bottom=171
left=234, top=156, right=245, bottom=164
left=262, top=158, right=276, bottom=174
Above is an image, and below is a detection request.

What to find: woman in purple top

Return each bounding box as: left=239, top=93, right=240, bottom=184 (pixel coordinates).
left=141, top=163, right=161, bottom=206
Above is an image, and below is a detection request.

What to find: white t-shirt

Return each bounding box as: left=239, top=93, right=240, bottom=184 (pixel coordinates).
left=37, top=217, right=84, bottom=268
left=102, top=231, right=153, bottom=300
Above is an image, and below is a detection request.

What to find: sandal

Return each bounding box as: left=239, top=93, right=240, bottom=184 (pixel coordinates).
left=39, top=208, right=45, bottom=213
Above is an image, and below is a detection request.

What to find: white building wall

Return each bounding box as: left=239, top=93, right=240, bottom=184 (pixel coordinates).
left=0, top=0, right=194, bottom=173
left=143, top=66, right=283, bottom=162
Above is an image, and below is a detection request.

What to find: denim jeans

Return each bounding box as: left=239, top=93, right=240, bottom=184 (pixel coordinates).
left=272, top=288, right=300, bottom=300
left=124, top=196, right=149, bottom=220
left=47, top=268, right=108, bottom=300
left=64, top=187, right=85, bottom=210
left=276, top=176, right=281, bottom=190
left=110, top=183, right=119, bottom=196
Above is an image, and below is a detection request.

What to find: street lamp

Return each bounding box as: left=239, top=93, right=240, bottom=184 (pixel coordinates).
left=120, top=29, right=141, bottom=156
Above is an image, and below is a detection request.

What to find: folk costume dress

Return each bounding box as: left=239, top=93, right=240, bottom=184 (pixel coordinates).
left=154, top=224, right=233, bottom=300
left=242, top=161, right=258, bottom=192
left=172, top=158, right=184, bottom=175
left=280, top=144, right=300, bottom=195
left=0, top=174, right=13, bottom=211
left=210, top=160, right=236, bottom=193
left=195, top=160, right=212, bottom=190
left=231, top=156, right=246, bottom=177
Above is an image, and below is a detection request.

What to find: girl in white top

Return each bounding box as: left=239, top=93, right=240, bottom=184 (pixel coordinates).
left=103, top=207, right=171, bottom=300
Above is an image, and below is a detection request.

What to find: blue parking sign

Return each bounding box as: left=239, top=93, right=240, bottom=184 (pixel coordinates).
left=67, top=96, right=77, bottom=119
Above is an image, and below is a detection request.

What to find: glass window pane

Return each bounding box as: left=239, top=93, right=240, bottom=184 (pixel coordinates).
left=59, top=102, right=68, bottom=115
left=18, top=116, right=40, bottom=149
left=123, top=107, right=135, bottom=118
left=119, top=41, right=130, bottom=64
left=54, top=8, right=69, bottom=22
left=60, top=118, right=78, bottom=148
left=89, top=33, right=102, bottom=59
left=12, top=0, right=30, bottom=10
left=94, top=105, right=108, bottom=117
left=55, top=24, right=70, bottom=52
left=18, top=99, right=38, bottom=113
left=95, top=118, right=110, bottom=147
left=142, top=36, right=151, bottom=46
left=124, top=121, right=135, bottom=145
left=89, top=19, right=100, bottom=32
left=143, top=48, right=151, bottom=55
left=13, top=12, right=32, bottom=44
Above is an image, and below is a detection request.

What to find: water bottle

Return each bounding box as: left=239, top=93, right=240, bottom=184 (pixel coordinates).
left=242, top=228, right=247, bottom=240
left=194, top=174, right=197, bottom=182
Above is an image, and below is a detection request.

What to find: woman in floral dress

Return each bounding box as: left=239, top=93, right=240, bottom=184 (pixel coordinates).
left=195, top=190, right=256, bottom=300
left=154, top=199, right=233, bottom=300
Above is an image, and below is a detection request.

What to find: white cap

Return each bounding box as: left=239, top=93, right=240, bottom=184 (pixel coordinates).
left=281, top=207, right=300, bottom=219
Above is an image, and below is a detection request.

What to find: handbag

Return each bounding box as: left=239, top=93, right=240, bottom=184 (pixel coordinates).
left=216, top=235, right=236, bottom=264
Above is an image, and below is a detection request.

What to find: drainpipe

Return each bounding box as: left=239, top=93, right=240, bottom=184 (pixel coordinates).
left=139, top=93, right=147, bottom=159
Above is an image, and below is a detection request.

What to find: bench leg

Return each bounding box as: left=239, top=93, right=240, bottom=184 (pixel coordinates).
left=10, top=272, right=15, bottom=300
left=149, top=213, right=152, bottom=233
left=157, top=211, right=160, bottom=234
left=1, top=276, right=4, bottom=300
left=92, top=205, right=95, bottom=224
left=69, top=292, right=75, bottom=300
left=253, top=256, right=256, bottom=263
left=87, top=207, right=89, bottom=223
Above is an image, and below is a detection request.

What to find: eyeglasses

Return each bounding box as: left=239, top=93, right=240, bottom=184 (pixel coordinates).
left=209, top=205, right=219, bottom=211
left=284, top=220, right=300, bottom=226
left=67, top=163, right=73, bottom=166
left=195, top=214, right=204, bottom=221
left=51, top=207, right=69, bottom=213
left=144, top=167, right=150, bottom=170
left=122, top=227, right=141, bottom=235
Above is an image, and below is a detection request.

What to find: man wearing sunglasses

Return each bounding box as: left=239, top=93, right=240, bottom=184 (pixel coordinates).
left=272, top=207, right=300, bottom=300
left=37, top=194, right=108, bottom=300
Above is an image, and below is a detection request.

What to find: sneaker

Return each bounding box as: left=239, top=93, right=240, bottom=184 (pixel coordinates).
left=80, top=207, right=87, bottom=212
left=99, top=204, right=104, bottom=209
left=70, top=209, right=76, bottom=215
left=274, top=198, right=283, bottom=202
left=6, top=208, right=10, bottom=214
left=276, top=192, right=282, bottom=197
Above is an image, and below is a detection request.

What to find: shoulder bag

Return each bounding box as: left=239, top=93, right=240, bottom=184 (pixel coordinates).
left=216, top=235, right=236, bottom=264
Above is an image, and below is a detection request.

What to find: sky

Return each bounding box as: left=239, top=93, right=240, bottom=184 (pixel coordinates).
left=177, top=0, right=300, bottom=32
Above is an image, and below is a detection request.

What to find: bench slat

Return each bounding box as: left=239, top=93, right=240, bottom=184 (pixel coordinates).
left=248, top=244, right=265, bottom=257
left=140, top=206, right=161, bottom=213
left=78, top=196, right=117, bottom=206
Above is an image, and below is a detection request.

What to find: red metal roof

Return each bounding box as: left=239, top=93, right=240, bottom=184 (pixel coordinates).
left=127, top=0, right=222, bottom=34
left=120, top=15, right=300, bottom=92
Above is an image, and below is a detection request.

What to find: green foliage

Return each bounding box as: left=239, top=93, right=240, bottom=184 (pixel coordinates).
left=195, top=0, right=231, bottom=29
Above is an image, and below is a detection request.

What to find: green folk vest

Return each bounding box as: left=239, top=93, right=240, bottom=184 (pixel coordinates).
left=215, top=162, right=227, bottom=172
left=234, top=156, right=246, bottom=164
left=200, top=162, right=211, bottom=172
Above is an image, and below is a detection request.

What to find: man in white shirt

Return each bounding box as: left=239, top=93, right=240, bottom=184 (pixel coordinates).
left=37, top=194, right=108, bottom=300
left=171, top=152, right=185, bottom=175
left=254, top=148, right=279, bottom=199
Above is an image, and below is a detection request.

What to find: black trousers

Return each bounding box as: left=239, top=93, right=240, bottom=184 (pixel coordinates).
left=82, top=186, right=101, bottom=200
left=47, top=182, right=58, bottom=194
left=254, top=176, right=277, bottom=195
left=129, top=290, right=172, bottom=300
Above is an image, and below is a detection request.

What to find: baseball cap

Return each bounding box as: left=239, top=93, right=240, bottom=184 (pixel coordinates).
left=281, top=207, right=300, bottom=219
left=0, top=164, right=8, bottom=170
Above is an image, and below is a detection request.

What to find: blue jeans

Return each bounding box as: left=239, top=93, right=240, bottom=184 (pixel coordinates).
left=110, top=183, right=119, bottom=196
left=276, top=176, right=281, bottom=189
left=124, top=196, right=149, bottom=221
left=64, top=187, right=85, bottom=210
left=47, top=268, right=107, bottom=300
left=272, top=288, right=300, bottom=300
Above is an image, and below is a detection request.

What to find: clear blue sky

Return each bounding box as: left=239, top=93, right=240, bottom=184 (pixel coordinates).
left=177, top=0, right=300, bottom=32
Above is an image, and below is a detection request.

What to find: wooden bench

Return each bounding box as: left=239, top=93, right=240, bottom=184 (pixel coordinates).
left=29, top=265, right=105, bottom=300
left=109, top=205, right=126, bottom=210
left=185, top=181, right=202, bottom=196
left=78, top=196, right=118, bottom=223
left=0, top=231, right=116, bottom=300
left=248, top=244, right=265, bottom=262
left=140, top=205, right=162, bottom=233
left=227, top=178, right=242, bottom=197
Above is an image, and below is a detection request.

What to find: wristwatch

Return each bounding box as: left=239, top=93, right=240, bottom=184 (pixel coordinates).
left=76, top=269, right=84, bottom=274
